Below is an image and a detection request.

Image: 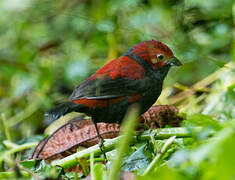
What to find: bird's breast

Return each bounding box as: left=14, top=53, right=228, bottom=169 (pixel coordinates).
left=137, top=78, right=163, bottom=114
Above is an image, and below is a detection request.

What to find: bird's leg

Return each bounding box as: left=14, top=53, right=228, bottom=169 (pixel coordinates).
left=93, top=121, right=107, bottom=162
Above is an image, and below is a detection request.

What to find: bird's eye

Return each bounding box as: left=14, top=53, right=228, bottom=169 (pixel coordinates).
left=157, top=54, right=164, bottom=61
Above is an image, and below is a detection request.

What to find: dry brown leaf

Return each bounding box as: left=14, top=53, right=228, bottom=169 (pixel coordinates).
left=32, top=119, right=120, bottom=161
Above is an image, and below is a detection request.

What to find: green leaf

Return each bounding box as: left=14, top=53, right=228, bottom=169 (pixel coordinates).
left=35, top=160, right=63, bottom=179
left=121, top=143, right=152, bottom=172
left=93, top=163, right=107, bottom=180
left=184, top=113, right=222, bottom=131
left=20, top=159, right=37, bottom=170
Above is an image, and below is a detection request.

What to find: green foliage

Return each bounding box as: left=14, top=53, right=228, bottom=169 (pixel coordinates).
left=0, top=0, right=234, bottom=179
left=121, top=143, right=152, bottom=173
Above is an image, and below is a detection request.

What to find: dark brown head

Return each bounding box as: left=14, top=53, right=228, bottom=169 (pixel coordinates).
left=129, top=40, right=182, bottom=70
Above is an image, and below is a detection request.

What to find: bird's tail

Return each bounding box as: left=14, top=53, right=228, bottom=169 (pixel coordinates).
left=44, top=102, right=75, bottom=125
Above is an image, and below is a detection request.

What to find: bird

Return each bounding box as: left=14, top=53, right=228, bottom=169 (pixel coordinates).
left=45, top=40, right=182, bottom=159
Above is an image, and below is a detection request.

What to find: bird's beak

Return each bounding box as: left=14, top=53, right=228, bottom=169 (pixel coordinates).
left=167, top=56, right=182, bottom=66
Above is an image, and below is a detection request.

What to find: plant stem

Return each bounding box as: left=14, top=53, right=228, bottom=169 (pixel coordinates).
left=87, top=157, right=104, bottom=163
left=1, top=113, right=12, bottom=142
left=53, top=127, right=214, bottom=169
left=3, top=140, right=19, bottom=149
left=0, top=141, right=38, bottom=162
left=90, top=153, right=95, bottom=180
left=0, top=171, right=30, bottom=179
left=143, top=136, right=176, bottom=175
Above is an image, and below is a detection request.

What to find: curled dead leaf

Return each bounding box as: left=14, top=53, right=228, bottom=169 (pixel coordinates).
left=32, top=119, right=120, bottom=161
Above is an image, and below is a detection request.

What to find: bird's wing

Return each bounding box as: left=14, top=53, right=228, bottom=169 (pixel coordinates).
left=69, top=56, right=150, bottom=100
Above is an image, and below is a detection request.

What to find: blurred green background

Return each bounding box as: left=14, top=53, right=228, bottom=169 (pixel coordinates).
left=0, top=0, right=234, bottom=140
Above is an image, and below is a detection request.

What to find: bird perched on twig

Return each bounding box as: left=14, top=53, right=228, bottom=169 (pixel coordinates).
left=45, top=40, right=182, bottom=160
